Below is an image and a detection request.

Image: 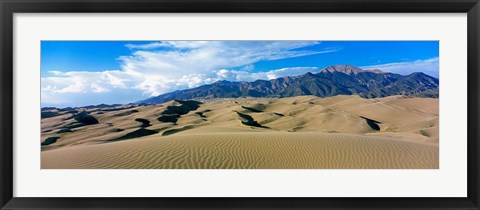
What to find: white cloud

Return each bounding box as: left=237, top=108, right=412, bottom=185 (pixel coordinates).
left=42, top=70, right=134, bottom=94
left=117, top=41, right=334, bottom=95
left=264, top=67, right=320, bottom=79
left=125, top=41, right=211, bottom=50
left=241, top=64, right=255, bottom=71
left=360, top=57, right=439, bottom=78
left=41, top=66, right=320, bottom=107
left=42, top=41, right=334, bottom=106
left=118, top=41, right=329, bottom=79
left=125, top=42, right=168, bottom=50
left=211, top=66, right=320, bottom=81
left=41, top=70, right=147, bottom=107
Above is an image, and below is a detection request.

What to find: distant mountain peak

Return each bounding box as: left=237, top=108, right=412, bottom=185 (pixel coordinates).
left=138, top=64, right=438, bottom=104
left=320, top=64, right=364, bottom=74
left=319, top=64, right=385, bottom=75
left=213, top=80, right=232, bottom=84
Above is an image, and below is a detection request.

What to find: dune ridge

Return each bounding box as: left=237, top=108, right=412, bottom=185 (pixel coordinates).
left=41, top=95, right=439, bottom=169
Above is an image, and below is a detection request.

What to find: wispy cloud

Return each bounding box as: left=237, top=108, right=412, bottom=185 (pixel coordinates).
left=125, top=41, right=211, bottom=50
left=41, top=41, right=332, bottom=106
left=360, top=57, right=439, bottom=78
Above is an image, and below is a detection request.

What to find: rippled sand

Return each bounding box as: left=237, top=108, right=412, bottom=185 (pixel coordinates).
left=42, top=131, right=438, bottom=169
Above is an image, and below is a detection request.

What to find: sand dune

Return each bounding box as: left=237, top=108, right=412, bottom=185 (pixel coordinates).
left=42, top=131, right=438, bottom=169
left=41, top=95, right=439, bottom=169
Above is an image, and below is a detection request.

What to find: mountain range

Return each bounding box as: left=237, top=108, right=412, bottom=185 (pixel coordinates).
left=138, top=64, right=439, bottom=104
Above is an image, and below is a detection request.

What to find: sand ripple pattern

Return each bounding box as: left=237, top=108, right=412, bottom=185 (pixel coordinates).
left=42, top=132, right=438, bottom=169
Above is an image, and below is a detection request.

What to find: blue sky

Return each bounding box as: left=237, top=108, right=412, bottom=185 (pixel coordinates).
left=41, top=41, right=439, bottom=107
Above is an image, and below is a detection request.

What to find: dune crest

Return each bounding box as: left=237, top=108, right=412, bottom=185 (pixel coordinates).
left=41, top=95, right=439, bottom=169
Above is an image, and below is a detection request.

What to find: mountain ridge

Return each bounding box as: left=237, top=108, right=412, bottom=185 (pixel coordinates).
left=139, top=64, right=439, bottom=104
left=319, top=64, right=385, bottom=74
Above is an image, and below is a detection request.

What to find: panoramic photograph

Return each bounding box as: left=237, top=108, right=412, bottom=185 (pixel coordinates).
left=40, top=41, right=439, bottom=169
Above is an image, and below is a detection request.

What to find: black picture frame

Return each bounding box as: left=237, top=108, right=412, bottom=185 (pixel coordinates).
left=1, top=0, right=479, bottom=209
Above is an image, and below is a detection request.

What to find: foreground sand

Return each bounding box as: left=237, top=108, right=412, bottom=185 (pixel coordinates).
left=42, top=131, right=438, bottom=169
left=41, top=95, right=439, bottom=169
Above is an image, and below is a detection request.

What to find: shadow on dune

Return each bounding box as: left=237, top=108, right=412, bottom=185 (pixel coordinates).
left=162, top=125, right=196, bottom=136
left=60, top=111, right=100, bottom=130
left=135, top=118, right=151, bottom=127
left=108, top=128, right=124, bottom=132
left=157, top=100, right=202, bottom=124
left=63, top=122, right=86, bottom=129
left=194, top=109, right=211, bottom=119
left=41, top=111, right=59, bottom=119
left=360, top=116, right=381, bottom=131
left=235, top=111, right=269, bottom=128
left=106, top=128, right=159, bottom=142
left=241, top=104, right=266, bottom=113
left=57, top=128, right=72, bottom=134
left=73, top=111, right=99, bottom=125
left=41, top=137, right=60, bottom=146
left=112, top=109, right=139, bottom=117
